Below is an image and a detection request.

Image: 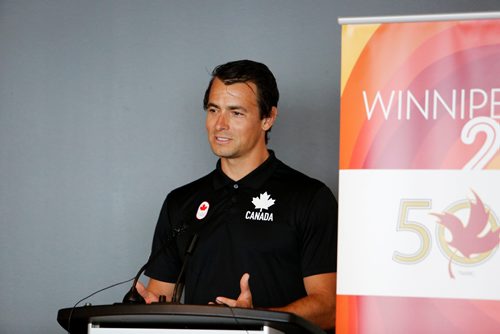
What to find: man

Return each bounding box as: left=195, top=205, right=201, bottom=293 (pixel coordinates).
left=137, top=60, right=337, bottom=330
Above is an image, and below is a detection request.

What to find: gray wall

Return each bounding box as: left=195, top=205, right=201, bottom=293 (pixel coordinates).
left=1, top=1, right=498, bottom=333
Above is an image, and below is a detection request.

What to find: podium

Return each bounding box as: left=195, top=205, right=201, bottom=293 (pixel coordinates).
left=57, top=304, right=326, bottom=334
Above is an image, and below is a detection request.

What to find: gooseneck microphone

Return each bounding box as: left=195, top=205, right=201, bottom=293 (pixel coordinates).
left=123, top=191, right=228, bottom=304
left=171, top=234, right=199, bottom=303
left=121, top=263, right=149, bottom=304
left=122, top=224, right=190, bottom=304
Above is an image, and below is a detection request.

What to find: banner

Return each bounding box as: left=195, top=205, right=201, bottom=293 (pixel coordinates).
left=337, top=14, right=500, bottom=333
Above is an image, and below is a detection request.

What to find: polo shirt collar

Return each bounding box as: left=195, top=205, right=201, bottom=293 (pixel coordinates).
left=212, top=150, right=279, bottom=190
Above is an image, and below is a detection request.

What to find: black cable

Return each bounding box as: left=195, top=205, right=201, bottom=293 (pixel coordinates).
left=66, top=277, right=134, bottom=334
left=224, top=304, right=250, bottom=334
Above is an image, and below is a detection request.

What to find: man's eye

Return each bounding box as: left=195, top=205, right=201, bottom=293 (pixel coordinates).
left=232, top=111, right=243, bottom=116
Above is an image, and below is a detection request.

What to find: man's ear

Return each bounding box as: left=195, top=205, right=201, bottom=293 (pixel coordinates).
left=262, top=107, right=278, bottom=131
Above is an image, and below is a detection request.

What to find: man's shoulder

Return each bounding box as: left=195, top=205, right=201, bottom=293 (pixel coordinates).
left=167, top=170, right=216, bottom=201
left=273, top=158, right=327, bottom=191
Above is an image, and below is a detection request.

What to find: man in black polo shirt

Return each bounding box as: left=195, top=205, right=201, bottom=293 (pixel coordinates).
left=137, top=60, right=337, bottom=330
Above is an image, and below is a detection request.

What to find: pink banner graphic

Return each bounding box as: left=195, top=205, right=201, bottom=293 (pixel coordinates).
left=340, top=19, right=500, bottom=170
left=338, top=16, right=500, bottom=334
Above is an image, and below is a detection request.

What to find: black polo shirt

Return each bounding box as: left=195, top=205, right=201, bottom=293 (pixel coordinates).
left=145, top=151, right=337, bottom=308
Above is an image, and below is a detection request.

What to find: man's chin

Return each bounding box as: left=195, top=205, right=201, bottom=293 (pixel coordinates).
left=210, top=147, right=237, bottom=159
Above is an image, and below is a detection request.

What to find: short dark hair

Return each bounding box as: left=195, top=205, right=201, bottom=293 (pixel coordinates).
left=203, top=60, right=279, bottom=143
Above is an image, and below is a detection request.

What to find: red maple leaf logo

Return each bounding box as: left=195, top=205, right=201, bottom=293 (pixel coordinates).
left=200, top=204, right=207, bottom=211
left=431, top=191, right=499, bottom=279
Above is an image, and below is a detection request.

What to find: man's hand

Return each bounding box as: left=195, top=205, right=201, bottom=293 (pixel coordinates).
left=215, top=273, right=253, bottom=308
left=135, top=280, right=159, bottom=304
left=136, top=279, right=175, bottom=304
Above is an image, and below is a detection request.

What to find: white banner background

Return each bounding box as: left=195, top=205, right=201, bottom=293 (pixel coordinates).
left=338, top=169, right=500, bottom=301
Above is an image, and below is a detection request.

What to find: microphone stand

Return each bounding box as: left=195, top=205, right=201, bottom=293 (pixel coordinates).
left=171, top=234, right=199, bottom=303
left=123, top=192, right=228, bottom=304
left=122, top=225, right=189, bottom=304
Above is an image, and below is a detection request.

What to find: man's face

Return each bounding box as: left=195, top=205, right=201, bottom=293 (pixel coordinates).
left=205, top=78, right=271, bottom=161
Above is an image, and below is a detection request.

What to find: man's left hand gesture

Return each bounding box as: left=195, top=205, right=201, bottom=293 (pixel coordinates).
left=215, top=273, right=253, bottom=308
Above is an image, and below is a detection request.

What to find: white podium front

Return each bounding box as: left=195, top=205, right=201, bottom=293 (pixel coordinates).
left=57, top=304, right=325, bottom=334
left=88, top=324, right=283, bottom=333
left=88, top=324, right=283, bottom=334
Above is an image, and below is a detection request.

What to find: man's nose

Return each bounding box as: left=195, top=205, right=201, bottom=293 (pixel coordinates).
left=215, top=112, right=229, bottom=130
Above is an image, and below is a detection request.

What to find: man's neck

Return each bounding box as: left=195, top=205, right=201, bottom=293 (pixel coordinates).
left=220, top=149, right=270, bottom=181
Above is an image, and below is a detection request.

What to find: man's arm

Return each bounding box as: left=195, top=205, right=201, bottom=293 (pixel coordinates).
left=215, top=272, right=336, bottom=330
left=136, top=278, right=175, bottom=304
left=270, top=273, right=336, bottom=329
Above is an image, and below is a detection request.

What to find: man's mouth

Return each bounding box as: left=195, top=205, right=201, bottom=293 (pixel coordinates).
left=215, top=136, right=231, bottom=143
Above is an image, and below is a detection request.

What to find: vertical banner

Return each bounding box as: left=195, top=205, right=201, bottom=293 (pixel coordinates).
left=338, top=14, right=500, bottom=333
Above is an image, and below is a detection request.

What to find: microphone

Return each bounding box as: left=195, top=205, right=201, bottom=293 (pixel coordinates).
left=122, top=224, right=189, bottom=304
left=123, top=193, right=228, bottom=304
left=171, top=234, right=199, bottom=303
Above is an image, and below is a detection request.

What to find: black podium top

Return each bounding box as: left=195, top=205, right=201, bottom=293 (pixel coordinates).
left=57, top=303, right=326, bottom=334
